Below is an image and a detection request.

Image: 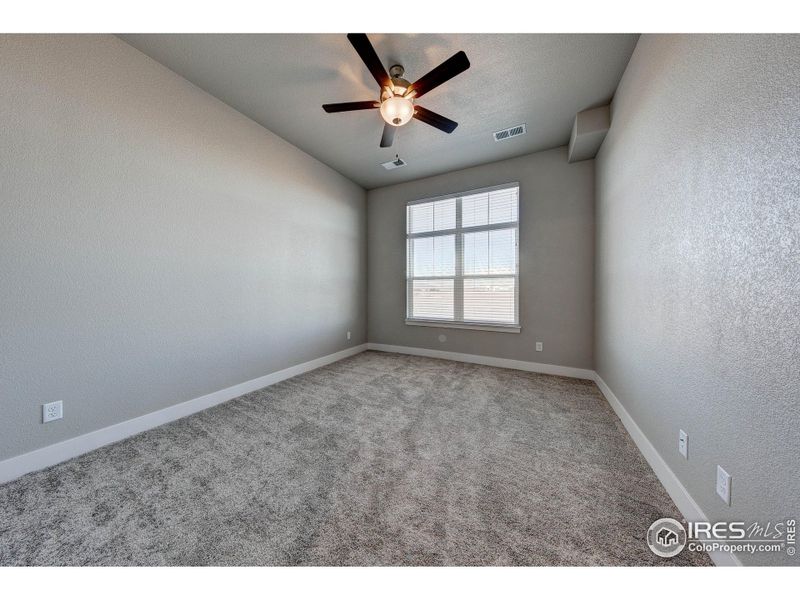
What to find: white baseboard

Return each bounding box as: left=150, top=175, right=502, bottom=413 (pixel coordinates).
left=593, top=373, right=742, bottom=567
left=0, top=344, right=368, bottom=485
left=367, top=343, right=595, bottom=380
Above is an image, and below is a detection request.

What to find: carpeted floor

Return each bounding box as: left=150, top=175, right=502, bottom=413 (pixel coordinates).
left=0, top=351, right=710, bottom=566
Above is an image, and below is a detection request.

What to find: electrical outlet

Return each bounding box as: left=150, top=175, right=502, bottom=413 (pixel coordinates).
left=678, top=429, right=688, bottom=459
left=716, top=465, right=731, bottom=505
left=347, top=331, right=351, bottom=340
left=43, top=401, right=63, bottom=423
left=535, top=342, right=543, bottom=352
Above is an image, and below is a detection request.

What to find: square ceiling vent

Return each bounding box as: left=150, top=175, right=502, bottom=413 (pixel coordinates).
left=381, top=156, right=407, bottom=170
left=493, top=123, right=527, bottom=142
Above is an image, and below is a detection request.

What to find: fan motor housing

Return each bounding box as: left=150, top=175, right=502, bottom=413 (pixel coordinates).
left=383, top=80, right=412, bottom=99
left=383, top=65, right=412, bottom=100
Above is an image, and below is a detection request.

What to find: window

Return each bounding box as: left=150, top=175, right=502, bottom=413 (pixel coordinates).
left=406, top=183, right=520, bottom=332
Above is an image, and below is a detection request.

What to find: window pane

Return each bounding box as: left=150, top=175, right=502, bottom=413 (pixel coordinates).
left=463, top=278, right=516, bottom=323
left=408, top=202, right=433, bottom=233
left=463, top=231, right=489, bottom=275
left=408, top=198, right=456, bottom=233
left=410, top=235, right=455, bottom=277
left=462, top=192, right=488, bottom=227
left=411, top=279, right=454, bottom=320
left=488, top=187, right=519, bottom=224
left=489, top=228, right=516, bottom=273
left=433, top=198, right=456, bottom=230
left=463, top=228, right=516, bottom=275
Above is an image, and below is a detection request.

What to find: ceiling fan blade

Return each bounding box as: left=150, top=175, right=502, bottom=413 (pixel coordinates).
left=408, top=51, right=470, bottom=98
left=347, top=33, right=391, bottom=89
left=322, top=101, right=380, bottom=113
left=380, top=124, right=396, bottom=148
left=413, top=106, right=458, bottom=133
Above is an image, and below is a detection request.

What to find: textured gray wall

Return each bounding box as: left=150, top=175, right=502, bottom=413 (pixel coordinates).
left=595, top=35, right=800, bottom=565
left=0, top=35, right=366, bottom=461
left=368, top=148, right=594, bottom=369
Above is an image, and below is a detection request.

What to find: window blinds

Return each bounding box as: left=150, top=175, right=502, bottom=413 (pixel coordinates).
left=406, top=184, right=520, bottom=329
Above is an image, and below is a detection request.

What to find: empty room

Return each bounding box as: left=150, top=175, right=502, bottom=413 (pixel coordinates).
left=1, top=2, right=799, bottom=594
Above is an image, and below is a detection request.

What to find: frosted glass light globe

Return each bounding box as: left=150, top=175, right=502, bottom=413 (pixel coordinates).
left=380, top=95, right=414, bottom=127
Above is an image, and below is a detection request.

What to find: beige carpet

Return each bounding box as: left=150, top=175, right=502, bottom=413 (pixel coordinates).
left=0, top=351, right=710, bottom=565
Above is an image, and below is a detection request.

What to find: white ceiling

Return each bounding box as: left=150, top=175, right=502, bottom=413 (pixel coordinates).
left=119, top=34, right=638, bottom=189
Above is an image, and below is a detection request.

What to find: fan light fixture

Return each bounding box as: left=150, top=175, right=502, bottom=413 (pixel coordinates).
left=380, top=95, right=414, bottom=127
left=322, top=34, right=470, bottom=148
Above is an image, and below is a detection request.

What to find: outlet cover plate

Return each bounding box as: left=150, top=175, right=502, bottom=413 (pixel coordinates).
left=716, top=465, right=731, bottom=505
left=43, top=400, right=63, bottom=423
left=678, top=429, right=688, bottom=459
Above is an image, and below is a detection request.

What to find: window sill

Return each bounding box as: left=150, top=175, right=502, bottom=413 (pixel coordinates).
left=405, top=319, right=521, bottom=334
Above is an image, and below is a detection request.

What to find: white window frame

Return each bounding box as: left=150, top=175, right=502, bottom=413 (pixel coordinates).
left=405, top=182, right=521, bottom=333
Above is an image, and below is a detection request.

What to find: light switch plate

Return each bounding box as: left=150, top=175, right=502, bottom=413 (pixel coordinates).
left=535, top=342, right=543, bottom=352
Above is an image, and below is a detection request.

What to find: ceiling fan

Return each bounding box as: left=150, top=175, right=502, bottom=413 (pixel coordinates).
left=322, top=33, right=470, bottom=148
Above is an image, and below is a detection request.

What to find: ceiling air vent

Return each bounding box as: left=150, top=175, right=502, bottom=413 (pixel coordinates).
left=493, top=123, right=527, bottom=142
left=381, top=156, right=407, bottom=170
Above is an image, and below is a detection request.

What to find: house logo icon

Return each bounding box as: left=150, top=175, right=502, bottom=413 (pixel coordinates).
left=657, top=527, right=678, bottom=546
left=647, top=518, right=687, bottom=558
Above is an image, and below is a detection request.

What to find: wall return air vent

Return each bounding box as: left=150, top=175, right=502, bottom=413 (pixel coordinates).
left=493, top=123, right=527, bottom=142
left=381, top=156, right=407, bottom=170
